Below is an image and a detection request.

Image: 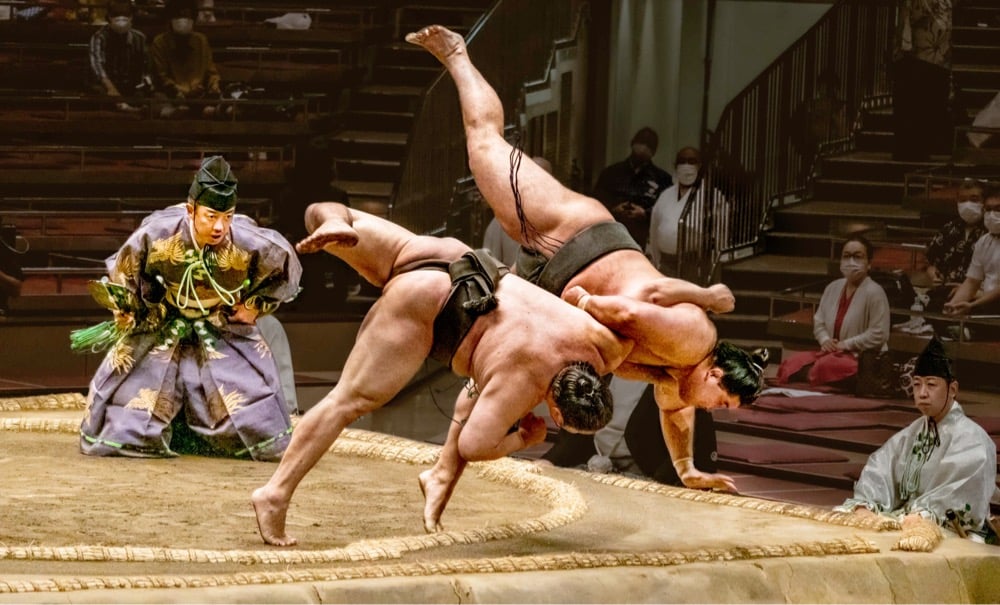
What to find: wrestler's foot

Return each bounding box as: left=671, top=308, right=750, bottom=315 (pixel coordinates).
left=251, top=486, right=298, bottom=546
left=295, top=221, right=360, bottom=254
left=705, top=283, right=735, bottom=314
left=417, top=469, right=451, bottom=533
left=404, top=25, right=467, bottom=64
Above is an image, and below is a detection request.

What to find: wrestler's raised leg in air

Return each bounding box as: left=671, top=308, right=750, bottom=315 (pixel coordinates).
left=405, top=25, right=605, bottom=252
left=295, top=202, right=467, bottom=288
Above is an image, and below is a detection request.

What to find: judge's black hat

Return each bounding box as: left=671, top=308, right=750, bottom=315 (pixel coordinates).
left=189, top=156, right=237, bottom=211
left=913, top=337, right=954, bottom=381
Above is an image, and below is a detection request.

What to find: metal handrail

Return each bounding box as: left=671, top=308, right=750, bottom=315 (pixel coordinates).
left=679, top=0, right=898, bottom=285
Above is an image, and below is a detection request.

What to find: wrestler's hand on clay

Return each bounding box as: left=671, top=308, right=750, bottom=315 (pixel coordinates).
left=518, top=412, right=549, bottom=448
left=679, top=467, right=738, bottom=493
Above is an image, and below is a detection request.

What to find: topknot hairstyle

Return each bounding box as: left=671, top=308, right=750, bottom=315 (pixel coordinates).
left=715, top=342, right=768, bottom=406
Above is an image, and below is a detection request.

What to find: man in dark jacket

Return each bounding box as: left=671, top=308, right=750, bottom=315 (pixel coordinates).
left=592, top=127, right=673, bottom=249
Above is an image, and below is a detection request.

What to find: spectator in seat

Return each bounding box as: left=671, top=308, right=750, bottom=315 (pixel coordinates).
left=835, top=337, right=996, bottom=551
left=777, top=236, right=891, bottom=389
left=592, top=127, right=673, bottom=249
left=924, top=179, right=986, bottom=313
left=943, top=186, right=1000, bottom=323
left=88, top=0, right=149, bottom=112
left=150, top=0, right=221, bottom=118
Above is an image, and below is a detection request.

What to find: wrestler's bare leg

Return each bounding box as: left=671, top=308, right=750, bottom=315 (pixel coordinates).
left=297, top=201, right=468, bottom=288
left=406, top=25, right=605, bottom=249
left=407, top=26, right=733, bottom=315
left=252, top=271, right=448, bottom=546
left=418, top=389, right=475, bottom=532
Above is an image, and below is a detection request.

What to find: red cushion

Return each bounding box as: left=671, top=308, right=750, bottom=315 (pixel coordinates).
left=731, top=409, right=881, bottom=431
left=717, top=442, right=849, bottom=464
left=754, top=394, right=888, bottom=413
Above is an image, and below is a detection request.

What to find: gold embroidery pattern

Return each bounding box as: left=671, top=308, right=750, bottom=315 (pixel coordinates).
left=213, top=242, right=251, bottom=273
left=125, top=388, right=174, bottom=423
left=204, top=349, right=226, bottom=361
left=108, top=342, right=135, bottom=374
left=148, top=233, right=188, bottom=266
left=111, top=252, right=136, bottom=284
left=219, top=385, right=247, bottom=415
left=125, top=389, right=158, bottom=414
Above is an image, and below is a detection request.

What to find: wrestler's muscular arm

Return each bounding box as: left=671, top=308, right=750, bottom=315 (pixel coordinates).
left=657, top=396, right=737, bottom=492
left=636, top=278, right=736, bottom=315
left=562, top=286, right=713, bottom=367
left=456, top=380, right=549, bottom=462
left=565, top=286, right=737, bottom=492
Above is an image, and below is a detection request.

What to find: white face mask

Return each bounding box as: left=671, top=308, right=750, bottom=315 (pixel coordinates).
left=840, top=258, right=864, bottom=279
left=109, top=16, right=132, bottom=34
left=985, top=210, right=1000, bottom=235
left=171, top=17, right=194, bottom=35
left=676, top=164, right=699, bottom=186
left=957, top=200, right=983, bottom=225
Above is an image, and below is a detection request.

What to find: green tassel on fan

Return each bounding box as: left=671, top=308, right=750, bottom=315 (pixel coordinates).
left=70, top=320, right=127, bottom=353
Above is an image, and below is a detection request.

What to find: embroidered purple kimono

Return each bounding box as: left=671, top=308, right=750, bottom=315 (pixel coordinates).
left=80, top=205, right=301, bottom=461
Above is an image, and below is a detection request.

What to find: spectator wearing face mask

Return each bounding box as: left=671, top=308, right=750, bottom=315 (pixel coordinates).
left=777, top=236, right=891, bottom=389
left=150, top=0, right=221, bottom=118
left=943, top=186, right=1000, bottom=321
left=923, top=179, right=986, bottom=313
left=647, top=146, right=729, bottom=276
left=88, top=0, right=149, bottom=112
left=592, top=127, right=673, bottom=249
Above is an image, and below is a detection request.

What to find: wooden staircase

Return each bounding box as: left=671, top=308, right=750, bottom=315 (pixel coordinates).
left=329, top=2, right=493, bottom=216
left=952, top=0, right=1000, bottom=163
left=710, top=0, right=1000, bottom=494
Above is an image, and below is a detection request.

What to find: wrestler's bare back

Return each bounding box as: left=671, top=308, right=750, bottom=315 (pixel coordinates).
left=451, top=274, right=629, bottom=380
left=301, top=202, right=630, bottom=418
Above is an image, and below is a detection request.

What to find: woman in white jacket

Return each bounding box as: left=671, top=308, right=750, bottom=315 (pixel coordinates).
left=777, top=235, right=891, bottom=387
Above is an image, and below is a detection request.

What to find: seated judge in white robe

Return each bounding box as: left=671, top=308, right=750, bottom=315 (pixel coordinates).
left=835, top=337, right=997, bottom=548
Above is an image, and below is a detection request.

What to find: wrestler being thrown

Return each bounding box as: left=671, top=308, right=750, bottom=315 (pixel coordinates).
left=405, top=25, right=768, bottom=493
left=252, top=202, right=634, bottom=545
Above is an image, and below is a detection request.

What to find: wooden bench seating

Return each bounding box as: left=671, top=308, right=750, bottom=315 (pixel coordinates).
left=0, top=145, right=291, bottom=185
left=0, top=95, right=323, bottom=138
left=0, top=16, right=376, bottom=46
left=2, top=196, right=272, bottom=220
left=0, top=41, right=357, bottom=94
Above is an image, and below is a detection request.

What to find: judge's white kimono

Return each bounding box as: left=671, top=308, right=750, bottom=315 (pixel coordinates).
left=836, top=402, right=996, bottom=537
